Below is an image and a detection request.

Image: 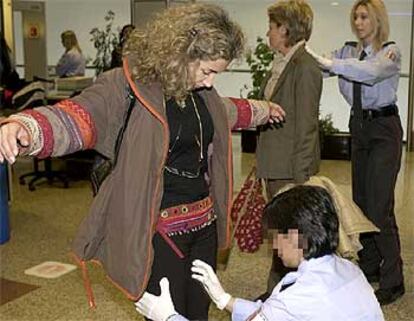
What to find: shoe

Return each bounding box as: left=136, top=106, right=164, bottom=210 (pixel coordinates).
left=375, top=284, right=405, bottom=305
left=254, top=291, right=271, bottom=302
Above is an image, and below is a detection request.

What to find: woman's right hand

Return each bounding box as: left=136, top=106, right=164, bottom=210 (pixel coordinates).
left=0, top=122, right=30, bottom=164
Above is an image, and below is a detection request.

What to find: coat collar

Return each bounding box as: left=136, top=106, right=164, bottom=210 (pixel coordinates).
left=123, top=55, right=166, bottom=120
left=269, top=43, right=306, bottom=98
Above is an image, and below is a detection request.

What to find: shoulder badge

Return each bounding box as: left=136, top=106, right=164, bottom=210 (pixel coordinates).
left=344, top=41, right=358, bottom=47
left=382, top=41, right=396, bottom=48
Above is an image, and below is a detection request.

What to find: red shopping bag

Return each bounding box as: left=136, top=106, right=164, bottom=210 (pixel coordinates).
left=231, top=166, right=266, bottom=253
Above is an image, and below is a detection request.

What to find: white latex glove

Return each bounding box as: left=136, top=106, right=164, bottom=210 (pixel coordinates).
left=305, top=45, right=333, bottom=70
left=191, top=259, right=231, bottom=310
left=134, top=278, right=177, bottom=321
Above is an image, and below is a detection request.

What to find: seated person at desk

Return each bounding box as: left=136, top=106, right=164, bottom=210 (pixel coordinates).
left=56, top=30, right=85, bottom=78
left=135, top=185, right=384, bottom=321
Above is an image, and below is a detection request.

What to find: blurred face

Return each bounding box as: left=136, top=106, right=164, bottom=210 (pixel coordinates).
left=353, top=5, right=376, bottom=45
left=187, top=58, right=229, bottom=90
left=272, top=229, right=305, bottom=268
left=266, top=21, right=288, bottom=54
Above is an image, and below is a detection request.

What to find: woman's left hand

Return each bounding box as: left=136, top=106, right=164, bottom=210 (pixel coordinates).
left=268, top=101, right=286, bottom=124
left=249, top=100, right=285, bottom=124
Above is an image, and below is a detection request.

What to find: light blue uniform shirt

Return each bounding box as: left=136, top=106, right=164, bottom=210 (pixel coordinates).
left=329, top=42, right=401, bottom=110
left=231, top=255, right=383, bottom=321
left=56, top=48, right=86, bottom=77
left=170, top=255, right=383, bottom=321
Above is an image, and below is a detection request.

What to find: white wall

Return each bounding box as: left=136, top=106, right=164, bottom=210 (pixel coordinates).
left=14, top=0, right=131, bottom=76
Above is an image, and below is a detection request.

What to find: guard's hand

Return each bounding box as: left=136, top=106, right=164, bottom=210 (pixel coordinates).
left=134, top=278, right=177, bottom=321
left=0, top=122, right=30, bottom=164
left=305, top=45, right=333, bottom=70
left=191, top=259, right=231, bottom=310
left=385, top=49, right=397, bottom=62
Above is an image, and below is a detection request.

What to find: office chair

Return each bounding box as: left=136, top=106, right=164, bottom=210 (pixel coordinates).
left=12, top=80, right=69, bottom=191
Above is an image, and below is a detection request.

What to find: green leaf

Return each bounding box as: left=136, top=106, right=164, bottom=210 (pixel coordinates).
left=241, top=37, right=274, bottom=99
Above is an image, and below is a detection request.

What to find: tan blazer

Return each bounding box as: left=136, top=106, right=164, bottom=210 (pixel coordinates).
left=256, top=44, right=322, bottom=183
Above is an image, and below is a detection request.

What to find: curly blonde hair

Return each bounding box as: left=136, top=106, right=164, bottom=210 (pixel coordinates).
left=123, top=4, right=245, bottom=100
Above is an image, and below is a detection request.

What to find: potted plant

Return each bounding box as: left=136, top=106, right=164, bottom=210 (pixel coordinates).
left=319, top=113, right=351, bottom=160
left=90, top=10, right=119, bottom=75
left=240, top=37, right=273, bottom=153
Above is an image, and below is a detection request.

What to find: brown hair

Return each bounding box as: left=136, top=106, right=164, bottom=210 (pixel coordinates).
left=123, top=3, right=245, bottom=101
left=350, top=0, right=390, bottom=52
left=267, top=0, right=313, bottom=47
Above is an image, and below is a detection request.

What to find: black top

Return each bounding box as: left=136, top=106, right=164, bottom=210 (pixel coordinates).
left=160, top=91, right=214, bottom=210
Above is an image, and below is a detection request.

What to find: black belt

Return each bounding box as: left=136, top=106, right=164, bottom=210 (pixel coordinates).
left=351, top=105, right=398, bottom=120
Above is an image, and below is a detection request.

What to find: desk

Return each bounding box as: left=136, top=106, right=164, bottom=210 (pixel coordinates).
left=46, top=90, right=73, bottom=104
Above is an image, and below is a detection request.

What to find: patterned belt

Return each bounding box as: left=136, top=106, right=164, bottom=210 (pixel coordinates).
left=156, top=196, right=216, bottom=258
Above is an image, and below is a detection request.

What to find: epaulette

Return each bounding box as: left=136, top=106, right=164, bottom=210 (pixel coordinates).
left=382, top=41, right=396, bottom=48
left=344, top=41, right=358, bottom=47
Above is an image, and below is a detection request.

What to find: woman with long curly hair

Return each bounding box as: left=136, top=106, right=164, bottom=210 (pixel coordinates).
left=0, top=4, right=284, bottom=319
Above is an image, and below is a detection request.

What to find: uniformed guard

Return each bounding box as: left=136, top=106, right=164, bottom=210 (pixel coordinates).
left=306, top=0, right=404, bottom=305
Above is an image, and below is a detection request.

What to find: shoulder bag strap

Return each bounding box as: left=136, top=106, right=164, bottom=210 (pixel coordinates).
left=112, top=87, right=136, bottom=167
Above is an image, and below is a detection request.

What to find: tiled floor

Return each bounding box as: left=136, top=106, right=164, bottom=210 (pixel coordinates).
left=0, top=133, right=413, bottom=320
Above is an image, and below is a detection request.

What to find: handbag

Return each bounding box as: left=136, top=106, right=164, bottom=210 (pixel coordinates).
left=90, top=87, right=136, bottom=196
left=230, top=166, right=266, bottom=253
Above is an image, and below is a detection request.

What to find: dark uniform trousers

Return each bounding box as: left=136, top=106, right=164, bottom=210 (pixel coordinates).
left=350, top=114, right=404, bottom=289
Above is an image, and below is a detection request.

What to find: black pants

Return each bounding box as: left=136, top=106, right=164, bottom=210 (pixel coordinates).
left=350, top=114, right=404, bottom=289
left=146, top=222, right=217, bottom=321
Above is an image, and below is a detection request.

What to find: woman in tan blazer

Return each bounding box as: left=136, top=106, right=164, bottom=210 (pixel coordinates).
left=255, top=0, right=322, bottom=298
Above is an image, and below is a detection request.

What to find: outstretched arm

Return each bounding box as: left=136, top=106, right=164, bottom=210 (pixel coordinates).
left=306, top=44, right=401, bottom=85
left=0, top=69, right=126, bottom=163
left=222, top=97, right=285, bottom=130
